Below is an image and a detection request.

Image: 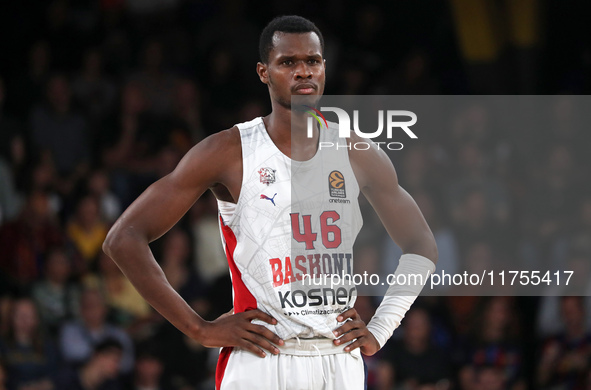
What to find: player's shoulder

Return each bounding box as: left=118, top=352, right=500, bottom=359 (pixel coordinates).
left=177, top=126, right=241, bottom=171
left=170, top=126, right=242, bottom=186
left=203, top=125, right=241, bottom=148
left=187, top=125, right=240, bottom=161
left=201, top=117, right=264, bottom=148
left=186, top=116, right=267, bottom=164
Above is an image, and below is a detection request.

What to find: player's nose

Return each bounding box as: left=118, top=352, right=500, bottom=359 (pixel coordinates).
left=294, top=62, right=313, bottom=79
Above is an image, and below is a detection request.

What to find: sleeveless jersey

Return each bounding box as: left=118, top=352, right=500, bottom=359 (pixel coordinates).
left=217, top=117, right=363, bottom=340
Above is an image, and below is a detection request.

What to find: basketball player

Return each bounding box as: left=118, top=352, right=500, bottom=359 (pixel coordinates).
left=103, top=16, right=437, bottom=390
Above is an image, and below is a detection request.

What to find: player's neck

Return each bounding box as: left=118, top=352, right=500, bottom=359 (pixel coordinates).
left=265, top=107, right=319, bottom=161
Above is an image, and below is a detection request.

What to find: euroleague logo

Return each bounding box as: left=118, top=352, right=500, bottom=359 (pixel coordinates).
left=329, top=170, right=346, bottom=198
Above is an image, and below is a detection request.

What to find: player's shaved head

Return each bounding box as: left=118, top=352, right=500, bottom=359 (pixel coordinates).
left=259, top=15, right=324, bottom=64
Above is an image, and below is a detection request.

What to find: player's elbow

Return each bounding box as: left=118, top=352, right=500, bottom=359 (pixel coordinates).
left=103, top=225, right=127, bottom=258
left=102, top=228, right=118, bottom=258
left=103, top=222, right=148, bottom=260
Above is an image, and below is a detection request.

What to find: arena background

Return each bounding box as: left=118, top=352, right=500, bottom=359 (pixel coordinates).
left=1, top=1, right=590, bottom=389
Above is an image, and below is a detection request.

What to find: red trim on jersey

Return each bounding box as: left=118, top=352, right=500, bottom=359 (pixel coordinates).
left=219, top=216, right=257, bottom=313
left=216, top=216, right=258, bottom=389
left=215, top=346, right=232, bottom=390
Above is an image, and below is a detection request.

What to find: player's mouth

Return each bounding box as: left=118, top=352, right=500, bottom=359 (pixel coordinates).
left=293, top=83, right=317, bottom=94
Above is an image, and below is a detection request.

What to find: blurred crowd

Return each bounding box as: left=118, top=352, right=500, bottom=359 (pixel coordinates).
left=1, top=0, right=591, bottom=389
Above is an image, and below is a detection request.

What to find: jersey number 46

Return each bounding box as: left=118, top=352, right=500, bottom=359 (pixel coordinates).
left=290, top=211, right=342, bottom=250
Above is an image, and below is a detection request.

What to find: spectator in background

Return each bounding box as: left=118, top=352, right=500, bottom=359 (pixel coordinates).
left=235, top=100, right=267, bottom=125
left=86, top=170, right=121, bottom=225
left=100, top=81, right=146, bottom=172
left=448, top=142, right=511, bottom=250
left=415, top=191, right=459, bottom=277
left=59, top=288, right=134, bottom=373
left=128, top=40, right=176, bottom=117
left=71, top=48, right=117, bottom=131
left=333, top=62, right=367, bottom=95
left=472, top=366, right=507, bottom=390
left=151, top=146, right=182, bottom=181
left=462, top=242, right=496, bottom=278
left=84, top=252, right=151, bottom=329
left=523, top=144, right=578, bottom=270
left=31, top=247, right=80, bottom=337
left=444, top=243, right=499, bottom=344
left=459, top=297, right=525, bottom=390
left=189, top=194, right=229, bottom=285
left=537, top=260, right=591, bottom=338
left=345, top=4, right=385, bottom=77
left=449, top=102, right=494, bottom=151
left=160, top=228, right=203, bottom=303
left=537, top=296, right=591, bottom=389
left=66, top=195, right=108, bottom=266
left=200, top=46, right=243, bottom=130
left=0, top=159, right=22, bottom=225
left=56, top=338, right=124, bottom=390
left=29, top=74, right=89, bottom=196
left=154, top=321, right=211, bottom=390
left=193, top=0, right=259, bottom=93
left=27, top=158, right=61, bottom=215
left=377, top=307, right=451, bottom=390
left=543, top=96, right=583, bottom=157
left=384, top=48, right=440, bottom=95
left=13, top=41, right=52, bottom=119
left=126, top=344, right=172, bottom=390
left=0, top=76, right=27, bottom=192
left=101, top=81, right=173, bottom=206
left=172, top=78, right=205, bottom=143
left=0, top=190, right=64, bottom=286
left=0, top=297, right=59, bottom=390
left=0, top=76, right=27, bottom=225
left=452, top=187, right=510, bottom=254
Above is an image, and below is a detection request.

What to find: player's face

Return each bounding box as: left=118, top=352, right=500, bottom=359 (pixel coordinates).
left=258, top=32, right=325, bottom=110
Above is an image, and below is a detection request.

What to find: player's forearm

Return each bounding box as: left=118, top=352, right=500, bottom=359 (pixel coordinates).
left=103, top=228, right=205, bottom=339
left=400, top=230, right=438, bottom=263
left=363, top=184, right=438, bottom=264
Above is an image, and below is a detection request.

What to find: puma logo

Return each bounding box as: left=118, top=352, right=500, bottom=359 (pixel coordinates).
left=260, top=193, right=277, bottom=206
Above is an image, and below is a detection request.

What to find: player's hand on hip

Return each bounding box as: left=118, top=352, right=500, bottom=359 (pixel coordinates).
left=332, top=308, right=380, bottom=356
left=197, top=308, right=284, bottom=358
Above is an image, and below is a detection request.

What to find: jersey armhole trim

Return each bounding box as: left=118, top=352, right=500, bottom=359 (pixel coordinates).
left=219, top=121, right=254, bottom=226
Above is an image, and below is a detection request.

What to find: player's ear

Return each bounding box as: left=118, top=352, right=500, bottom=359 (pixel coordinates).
left=257, top=62, right=269, bottom=84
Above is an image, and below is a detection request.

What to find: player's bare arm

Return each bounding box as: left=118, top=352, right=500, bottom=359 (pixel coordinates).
left=331, top=134, right=438, bottom=356
left=349, top=135, right=437, bottom=261
left=103, top=127, right=283, bottom=358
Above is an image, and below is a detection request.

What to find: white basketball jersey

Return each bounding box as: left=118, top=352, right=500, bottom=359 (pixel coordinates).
left=217, top=117, right=363, bottom=340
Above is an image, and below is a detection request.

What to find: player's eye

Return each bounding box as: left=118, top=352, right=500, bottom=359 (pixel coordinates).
left=308, top=59, right=320, bottom=64
left=282, top=60, right=293, bottom=65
